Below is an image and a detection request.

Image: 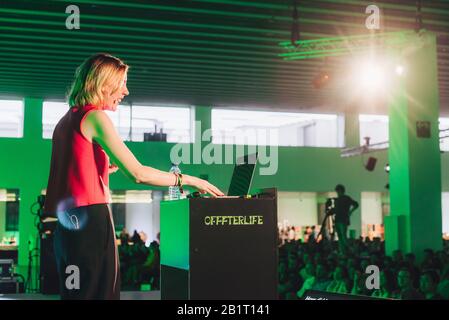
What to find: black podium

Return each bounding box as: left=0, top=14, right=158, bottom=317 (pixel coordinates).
left=160, top=195, right=278, bottom=300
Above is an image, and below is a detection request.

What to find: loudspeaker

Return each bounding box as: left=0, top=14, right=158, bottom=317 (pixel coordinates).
left=144, top=132, right=167, bottom=142
left=40, top=234, right=59, bottom=294
left=0, top=278, right=24, bottom=294
left=365, top=157, right=377, bottom=171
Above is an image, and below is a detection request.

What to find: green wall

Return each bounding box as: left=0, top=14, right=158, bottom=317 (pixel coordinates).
left=1, top=97, right=449, bottom=272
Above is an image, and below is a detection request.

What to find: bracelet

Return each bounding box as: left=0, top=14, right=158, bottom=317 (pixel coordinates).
left=173, top=173, right=179, bottom=187
left=178, top=173, right=184, bottom=194
left=172, top=173, right=184, bottom=194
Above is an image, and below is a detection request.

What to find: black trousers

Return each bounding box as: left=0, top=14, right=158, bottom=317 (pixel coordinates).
left=335, top=222, right=348, bottom=254
left=54, top=204, right=120, bottom=300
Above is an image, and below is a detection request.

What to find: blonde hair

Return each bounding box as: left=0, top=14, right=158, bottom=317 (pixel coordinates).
left=68, top=53, right=129, bottom=108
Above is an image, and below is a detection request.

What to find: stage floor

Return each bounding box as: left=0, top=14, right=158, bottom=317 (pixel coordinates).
left=0, top=291, right=161, bottom=300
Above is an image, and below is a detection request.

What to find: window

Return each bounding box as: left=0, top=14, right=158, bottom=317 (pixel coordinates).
left=6, top=201, right=19, bottom=231
left=278, top=192, right=318, bottom=227
left=42, top=101, right=69, bottom=139
left=104, top=105, right=132, bottom=141
left=439, top=118, right=449, bottom=152
left=43, top=101, right=131, bottom=140
left=0, top=189, right=20, bottom=242
left=361, top=192, right=386, bottom=240
left=359, top=114, right=388, bottom=147
left=111, top=203, right=126, bottom=232
left=359, top=115, right=449, bottom=151
left=0, top=99, right=23, bottom=138
left=105, top=104, right=193, bottom=143
left=110, top=190, right=158, bottom=245
left=212, top=108, right=344, bottom=147
left=130, top=105, right=193, bottom=143
left=442, top=193, right=449, bottom=235
left=43, top=102, right=193, bottom=143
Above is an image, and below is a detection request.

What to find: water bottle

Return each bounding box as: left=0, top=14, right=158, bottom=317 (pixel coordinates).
left=168, top=163, right=182, bottom=200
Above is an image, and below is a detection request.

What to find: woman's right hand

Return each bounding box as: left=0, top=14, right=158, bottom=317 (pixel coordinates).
left=184, top=175, right=224, bottom=197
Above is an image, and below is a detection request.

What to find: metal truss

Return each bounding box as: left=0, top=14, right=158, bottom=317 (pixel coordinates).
left=341, top=130, right=449, bottom=158
left=278, top=30, right=417, bottom=61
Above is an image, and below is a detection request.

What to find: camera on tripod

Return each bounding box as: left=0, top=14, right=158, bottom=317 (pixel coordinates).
left=325, top=197, right=336, bottom=215
left=314, top=197, right=337, bottom=243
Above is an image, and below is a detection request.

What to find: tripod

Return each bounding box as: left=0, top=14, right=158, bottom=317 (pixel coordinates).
left=26, top=195, right=45, bottom=293
left=25, top=238, right=40, bottom=293
left=316, top=211, right=335, bottom=243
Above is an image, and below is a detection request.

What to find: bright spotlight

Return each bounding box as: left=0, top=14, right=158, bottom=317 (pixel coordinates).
left=350, top=56, right=395, bottom=96
left=358, top=62, right=385, bottom=91
left=395, top=65, right=404, bottom=76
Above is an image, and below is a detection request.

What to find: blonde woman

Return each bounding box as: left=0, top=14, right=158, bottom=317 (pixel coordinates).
left=44, top=53, right=223, bottom=300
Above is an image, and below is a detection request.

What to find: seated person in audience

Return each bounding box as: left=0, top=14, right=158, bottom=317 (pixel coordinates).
left=308, top=226, right=316, bottom=243
left=296, top=263, right=331, bottom=299
left=119, top=227, right=130, bottom=244
left=393, top=268, right=424, bottom=300
left=298, top=262, right=315, bottom=283
left=311, top=263, right=332, bottom=292
left=296, top=263, right=315, bottom=298
left=392, top=250, right=405, bottom=270
left=277, top=262, right=290, bottom=299
left=326, top=266, right=350, bottom=294
left=122, top=232, right=149, bottom=288
left=404, top=253, right=420, bottom=288
left=420, top=270, right=443, bottom=300
left=437, top=268, right=449, bottom=299
left=371, top=270, right=395, bottom=299
left=141, top=233, right=161, bottom=290
left=351, top=270, right=367, bottom=296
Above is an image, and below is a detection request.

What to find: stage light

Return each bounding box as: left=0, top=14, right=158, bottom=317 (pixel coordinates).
left=350, top=56, right=391, bottom=95
left=312, top=71, right=330, bottom=89
left=359, top=62, right=385, bottom=90
left=365, top=157, right=377, bottom=171
left=290, top=0, right=300, bottom=47
left=395, top=65, right=404, bottom=76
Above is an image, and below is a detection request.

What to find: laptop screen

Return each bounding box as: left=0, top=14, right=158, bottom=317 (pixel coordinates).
left=227, top=153, right=257, bottom=196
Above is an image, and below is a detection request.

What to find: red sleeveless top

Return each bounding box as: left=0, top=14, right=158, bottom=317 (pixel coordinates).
left=44, top=104, right=110, bottom=216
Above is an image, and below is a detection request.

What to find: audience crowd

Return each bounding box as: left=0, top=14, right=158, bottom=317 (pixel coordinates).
left=114, top=226, right=449, bottom=300
left=278, top=232, right=449, bottom=300
left=117, top=229, right=160, bottom=291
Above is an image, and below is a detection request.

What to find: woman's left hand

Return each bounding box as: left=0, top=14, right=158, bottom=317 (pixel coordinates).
left=109, top=164, right=119, bottom=174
